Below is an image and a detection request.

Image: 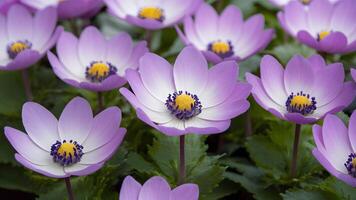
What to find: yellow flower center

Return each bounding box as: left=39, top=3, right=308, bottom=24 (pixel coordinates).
left=57, top=142, right=77, bottom=159
left=352, top=158, right=356, bottom=168
left=138, top=7, right=164, bottom=21
left=211, top=41, right=231, bottom=54
left=86, top=61, right=117, bottom=82
left=175, top=94, right=195, bottom=111
left=300, top=0, right=312, bottom=4
left=10, top=42, right=29, bottom=54
left=290, top=95, right=312, bottom=107
left=318, top=31, right=330, bottom=41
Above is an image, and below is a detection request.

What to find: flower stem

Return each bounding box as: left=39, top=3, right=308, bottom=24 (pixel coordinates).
left=97, top=92, right=104, bottom=112
left=245, top=111, right=253, bottom=137
left=145, top=30, right=153, bottom=49
left=64, top=177, right=74, bottom=200
left=290, top=124, right=302, bottom=178
left=178, top=135, right=186, bottom=185
left=21, top=69, right=33, bottom=101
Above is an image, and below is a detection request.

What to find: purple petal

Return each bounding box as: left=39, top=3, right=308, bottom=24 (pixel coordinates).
left=124, top=41, right=148, bottom=71
left=307, top=54, right=326, bottom=73
left=351, top=69, right=356, bottom=82
left=82, top=107, right=122, bottom=152
left=260, top=55, right=287, bottom=105
left=15, top=154, right=68, bottom=178
left=312, top=63, right=344, bottom=106
left=223, top=82, right=252, bottom=102
left=125, top=15, right=164, bottom=30
left=199, top=99, right=249, bottom=121
left=246, top=73, right=285, bottom=117
left=282, top=0, right=307, bottom=35
left=218, top=5, right=243, bottom=41
left=2, top=50, right=41, bottom=71
left=22, top=102, right=59, bottom=150
left=313, top=124, right=327, bottom=155
left=138, top=176, right=171, bottom=200
left=64, top=162, right=104, bottom=176
left=194, top=3, right=218, bottom=44
left=330, top=0, right=356, bottom=36
left=297, top=31, right=319, bottom=50
left=173, top=46, right=208, bottom=95
left=80, top=128, right=125, bottom=164
left=170, top=184, right=199, bottom=200
left=39, top=26, right=63, bottom=54
left=185, top=117, right=231, bottom=135
left=48, top=51, right=81, bottom=86
left=348, top=111, right=356, bottom=152
left=56, top=31, right=84, bottom=78
left=78, top=26, right=106, bottom=66
left=307, top=0, right=333, bottom=35
left=199, top=61, right=237, bottom=108
left=140, top=53, right=175, bottom=101
left=284, top=113, right=317, bottom=124
left=58, top=97, right=93, bottom=143
left=120, top=176, right=142, bottom=200
left=183, top=17, right=205, bottom=49
left=78, top=75, right=127, bottom=92
left=319, top=32, right=348, bottom=54
left=5, top=127, right=51, bottom=165
left=7, top=4, right=33, bottom=41
left=32, top=6, right=58, bottom=51
left=322, top=114, right=352, bottom=171
left=313, top=149, right=356, bottom=187
left=284, top=55, right=314, bottom=94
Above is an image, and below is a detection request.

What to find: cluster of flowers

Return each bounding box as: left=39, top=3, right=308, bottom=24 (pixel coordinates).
left=0, top=0, right=356, bottom=199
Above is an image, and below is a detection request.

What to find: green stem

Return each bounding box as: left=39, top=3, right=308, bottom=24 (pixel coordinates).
left=97, top=92, right=104, bottom=112
left=290, top=124, right=302, bottom=178
left=21, top=69, right=33, bottom=101
left=64, top=177, right=74, bottom=200
left=178, top=135, right=186, bottom=184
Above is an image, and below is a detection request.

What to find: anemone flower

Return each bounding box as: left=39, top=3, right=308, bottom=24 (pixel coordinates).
left=120, top=176, right=199, bottom=200
left=0, top=5, right=62, bottom=71
left=313, top=113, right=356, bottom=187
left=246, top=54, right=355, bottom=125
left=20, top=0, right=103, bottom=19
left=269, top=0, right=339, bottom=7
left=48, top=26, right=148, bottom=92
left=120, top=46, right=251, bottom=136
left=177, top=3, right=274, bottom=64
left=104, top=0, right=202, bottom=30
left=5, top=97, right=126, bottom=178
left=278, top=0, right=356, bottom=54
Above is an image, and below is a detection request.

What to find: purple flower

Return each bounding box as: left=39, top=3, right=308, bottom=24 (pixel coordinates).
left=104, top=0, right=202, bottom=30
left=4, top=97, right=126, bottom=178
left=178, top=3, right=274, bottom=64
left=312, top=113, right=356, bottom=187
left=278, top=0, right=356, bottom=54
left=246, top=54, right=356, bottom=124
left=20, top=0, right=103, bottom=19
left=120, top=176, right=199, bottom=200
left=269, top=0, right=339, bottom=7
left=120, top=46, right=251, bottom=136
left=48, top=26, right=148, bottom=92
left=0, top=5, right=62, bottom=71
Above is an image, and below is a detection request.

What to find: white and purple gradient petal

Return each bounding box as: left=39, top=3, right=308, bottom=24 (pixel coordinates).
left=179, top=3, right=274, bottom=64
left=120, top=46, right=251, bottom=136
left=0, top=4, right=62, bottom=71
left=4, top=97, right=125, bottom=178
left=119, top=176, right=199, bottom=200
left=48, top=26, right=148, bottom=92
left=312, top=113, right=356, bottom=187
left=278, top=0, right=356, bottom=54
left=247, top=54, right=356, bottom=124
left=104, top=0, right=203, bottom=30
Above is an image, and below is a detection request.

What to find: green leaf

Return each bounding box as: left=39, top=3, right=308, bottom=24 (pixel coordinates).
left=282, top=189, right=337, bottom=200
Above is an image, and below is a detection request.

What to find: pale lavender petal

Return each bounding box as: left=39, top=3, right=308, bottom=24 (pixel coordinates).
left=199, top=61, right=237, bottom=108
left=140, top=53, right=175, bottom=101
left=80, top=128, right=125, bottom=164
left=64, top=162, right=104, bottom=176
left=194, top=3, right=218, bottom=44
left=138, top=176, right=171, bottom=200
left=199, top=99, right=249, bottom=121
left=22, top=102, right=59, bottom=150
left=348, top=111, right=356, bottom=152
left=284, top=55, right=314, bottom=94
left=15, top=154, right=67, bottom=178
left=32, top=6, right=57, bottom=50
left=78, top=26, right=106, bottom=66
left=260, top=55, right=287, bottom=105
left=173, top=46, right=208, bottom=96
left=170, top=184, right=199, bottom=200
left=83, top=107, right=121, bottom=152
left=7, top=4, right=33, bottom=41
left=120, top=176, right=142, bottom=200
left=185, top=117, right=231, bottom=135
left=58, top=97, right=93, bottom=143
